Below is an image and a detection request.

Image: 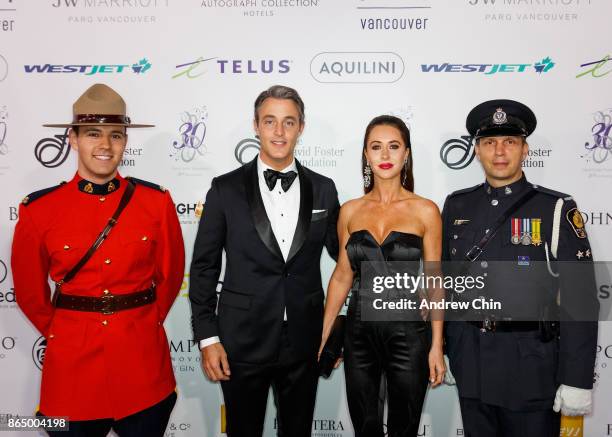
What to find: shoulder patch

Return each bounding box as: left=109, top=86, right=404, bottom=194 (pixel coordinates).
left=125, top=177, right=167, bottom=193
left=566, top=207, right=587, bottom=239
left=448, top=183, right=483, bottom=198
left=22, top=182, right=66, bottom=206
left=531, top=185, right=569, bottom=199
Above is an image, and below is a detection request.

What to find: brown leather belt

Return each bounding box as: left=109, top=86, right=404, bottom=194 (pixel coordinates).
left=53, top=287, right=155, bottom=315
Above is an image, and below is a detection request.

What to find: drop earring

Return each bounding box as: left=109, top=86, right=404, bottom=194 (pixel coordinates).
left=364, top=162, right=372, bottom=188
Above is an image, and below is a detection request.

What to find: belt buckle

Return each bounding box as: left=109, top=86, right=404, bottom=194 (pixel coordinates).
left=482, top=318, right=496, bottom=332
left=100, top=294, right=115, bottom=315
left=466, top=246, right=483, bottom=262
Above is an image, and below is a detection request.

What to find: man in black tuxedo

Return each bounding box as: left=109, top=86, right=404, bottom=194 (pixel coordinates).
left=189, top=85, right=340, bottom=437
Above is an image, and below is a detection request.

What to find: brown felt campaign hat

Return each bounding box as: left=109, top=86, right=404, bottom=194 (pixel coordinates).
left=43, top=83, right=154, bottom=128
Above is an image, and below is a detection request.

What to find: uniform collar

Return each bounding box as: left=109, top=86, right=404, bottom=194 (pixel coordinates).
left=74, top=173, right=122, bottom=195
left=484, top=173, right=529, bottom=198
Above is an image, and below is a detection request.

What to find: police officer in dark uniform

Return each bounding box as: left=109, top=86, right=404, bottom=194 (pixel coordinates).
left=442, top=99, right=599, bottom=437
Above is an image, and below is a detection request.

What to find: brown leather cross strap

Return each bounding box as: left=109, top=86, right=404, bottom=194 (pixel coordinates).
left=54, top=287, right=155, bottom=315
left=55, top=180, right=135, bottom=288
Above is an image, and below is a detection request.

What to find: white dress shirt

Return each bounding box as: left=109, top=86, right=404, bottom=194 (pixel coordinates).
left=199, top=156, right=301, bottom=349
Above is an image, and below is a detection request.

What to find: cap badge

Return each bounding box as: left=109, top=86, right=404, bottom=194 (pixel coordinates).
left=492, top=108, right=507, bottom=125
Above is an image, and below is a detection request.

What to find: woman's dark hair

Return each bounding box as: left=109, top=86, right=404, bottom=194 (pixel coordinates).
left=362, top=115, right=414, bottom=193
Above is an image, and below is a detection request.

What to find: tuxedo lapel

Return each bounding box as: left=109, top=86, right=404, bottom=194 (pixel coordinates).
left=287, top=160, right=313, bottom=264
left=243, top=158, right=284, bottom=261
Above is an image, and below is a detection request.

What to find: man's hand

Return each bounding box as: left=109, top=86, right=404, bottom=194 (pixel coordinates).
left=201, top=343, right=231, bottom=382
left=553, top=385, right=592, bottom=416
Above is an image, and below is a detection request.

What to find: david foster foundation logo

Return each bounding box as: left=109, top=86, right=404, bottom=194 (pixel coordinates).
left=0, top=258, right=14, bottom=310
left=0, top=0, right=15, bottom=33
left=440, top=135, right=551, bottom=170
left=0, top=259, right=7, bottom=284
left=119, top=147, right=143, bottom=168
left=0, top=336, right=16, bottom=361
left=440, top=136, right=475, bottom=170
left=310, top=52, right=404, bottom=83
left=0, top=105, right=8, bottom=177
left=35, top=128, right=70, bottom=168
left=0, top=54, right=7, bottom=81
left=467, top=0, right=601, bottom=23
left=234, top=137, right=345, bottom=169
left=32, top=336, right=47, bottom=370
left=235, top=137, right=261, bottom=165
left=0, top=105, right=8, bottom=156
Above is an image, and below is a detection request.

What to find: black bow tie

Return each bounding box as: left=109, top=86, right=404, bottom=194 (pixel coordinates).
left=264, top=169, right=297, bottom=192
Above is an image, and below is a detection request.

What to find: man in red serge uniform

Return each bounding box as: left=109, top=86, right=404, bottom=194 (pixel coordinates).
left=11, top=83, right=185, bottom=437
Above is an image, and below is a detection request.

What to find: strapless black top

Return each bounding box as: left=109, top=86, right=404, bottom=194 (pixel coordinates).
left=346, top=230, right=423, bottom=271
left=346, top=230, right=424, bottom=312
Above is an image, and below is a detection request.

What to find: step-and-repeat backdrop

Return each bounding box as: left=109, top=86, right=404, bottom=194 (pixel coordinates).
left=1, top=1, right=611, bottom=436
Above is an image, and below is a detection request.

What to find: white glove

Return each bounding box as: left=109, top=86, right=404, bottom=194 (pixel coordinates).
left=443, top=355, right=456, bottom=385
left=552, top=384, right=592, bottom=416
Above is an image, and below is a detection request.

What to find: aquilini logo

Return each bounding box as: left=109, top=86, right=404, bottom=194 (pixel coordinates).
left=310, top=52, right=404, bottom=83
left=577, top=55, right=612, bottom=79
left=421, top=57, right=555, bottom=75
left=24, top=58, right=152, bottom=75
left=173, top=57, right=290, bottom=79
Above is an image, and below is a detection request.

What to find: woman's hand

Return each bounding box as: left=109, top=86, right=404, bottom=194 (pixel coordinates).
left=428, top=344, right=446, bottom=387
left=317, top=333, right=328, bottom=362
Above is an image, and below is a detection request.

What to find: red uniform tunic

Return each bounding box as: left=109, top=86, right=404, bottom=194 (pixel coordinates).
left=11, top=173, right=185, bottom=421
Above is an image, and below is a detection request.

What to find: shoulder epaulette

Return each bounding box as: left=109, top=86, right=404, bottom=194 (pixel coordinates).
left=531, top=184, right=570, bottom=200
left=125, top=176, right=167, bottom=193
left=21, top=181, right=66, bottom=206
left=448, top=183, right=483, bottom=198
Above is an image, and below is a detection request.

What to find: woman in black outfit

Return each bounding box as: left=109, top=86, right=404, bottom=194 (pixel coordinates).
left=319, top=115, right=445, bottom=437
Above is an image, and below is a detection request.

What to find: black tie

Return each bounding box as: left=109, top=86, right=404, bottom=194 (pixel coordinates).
left=264, top=169, right=297, bottom=192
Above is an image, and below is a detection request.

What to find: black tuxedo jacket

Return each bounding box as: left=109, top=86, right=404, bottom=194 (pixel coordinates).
left=189, top=158, right=340, bottom=363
